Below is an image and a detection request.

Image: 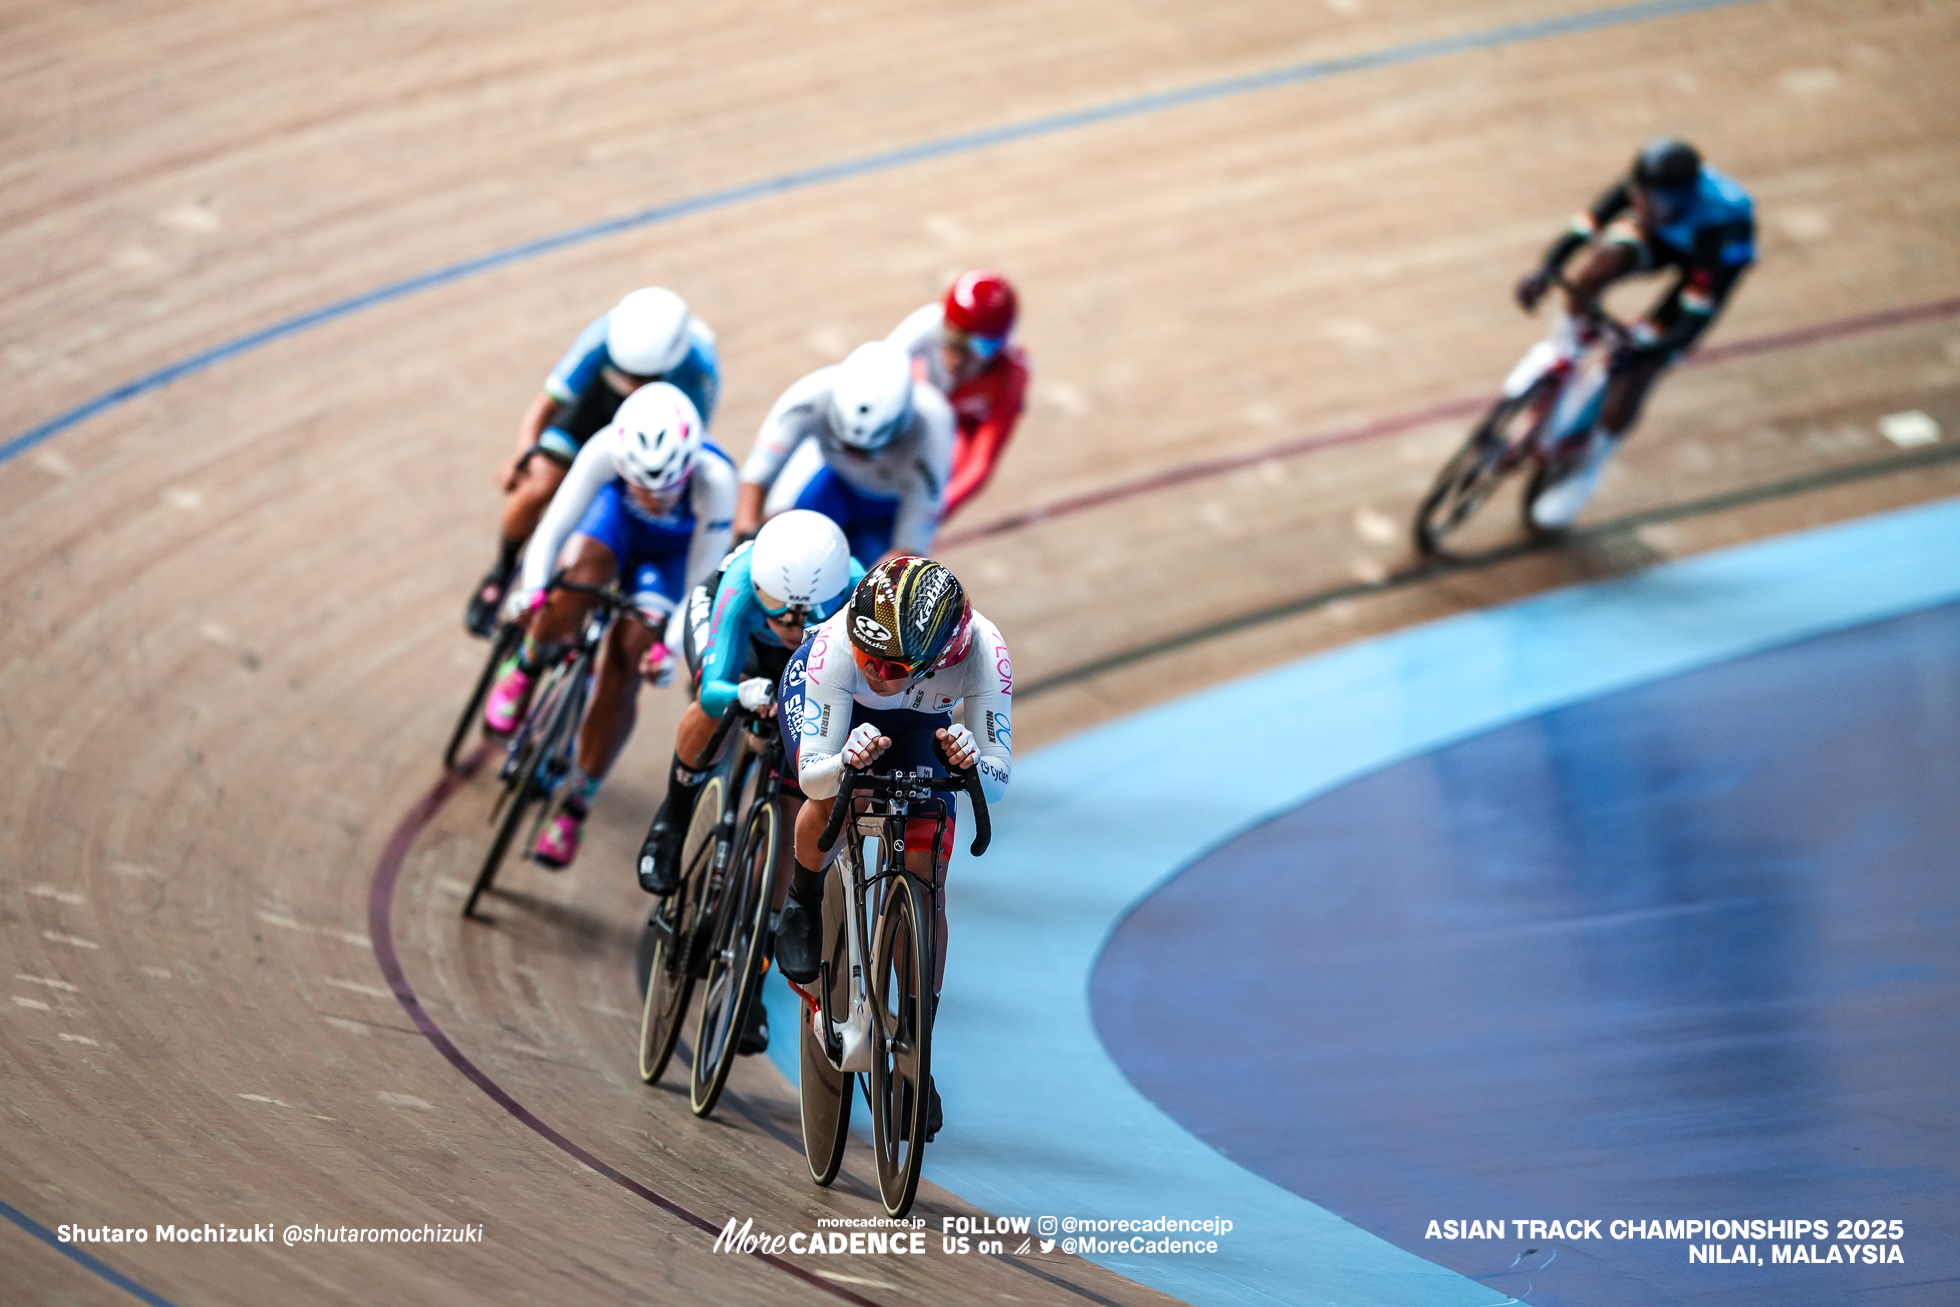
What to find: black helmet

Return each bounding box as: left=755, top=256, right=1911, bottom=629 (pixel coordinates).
left=1631, top=137, right=1701, bottom=192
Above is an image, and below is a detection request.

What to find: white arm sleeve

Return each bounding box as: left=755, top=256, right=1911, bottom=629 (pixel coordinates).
left=955, top=617, right=1013, bottom=804
left=519, top=438, right=615, bottom=595
left=794, top=620, right=859, bottom=800
left=680, top=457, right=738, bottom=603
left=888, top=384, right=955, bottom=557
left=740, top=367, right=833, bottom=488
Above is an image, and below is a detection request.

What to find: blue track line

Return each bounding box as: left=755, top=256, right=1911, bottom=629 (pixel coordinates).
left=2, top=0, right=1761, bottom=469
left=0, top=1199, right=182, bottom=1307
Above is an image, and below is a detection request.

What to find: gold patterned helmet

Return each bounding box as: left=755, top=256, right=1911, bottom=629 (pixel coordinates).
left=846, top=556, right=973, bottom=679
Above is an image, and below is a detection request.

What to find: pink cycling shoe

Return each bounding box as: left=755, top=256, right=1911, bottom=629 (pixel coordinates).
left=483, top=663, right=533, bottom=735
left=532, top=800, right=586, bottom=870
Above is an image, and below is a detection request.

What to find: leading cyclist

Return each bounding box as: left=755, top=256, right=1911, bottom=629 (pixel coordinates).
left=465, top=287, right=720, bottom=636
left=482, top=383, right=736, bottom=869
left=1515, top=138, right=1755, bottom=528
left=772, top=556, right=1013, bottom=1139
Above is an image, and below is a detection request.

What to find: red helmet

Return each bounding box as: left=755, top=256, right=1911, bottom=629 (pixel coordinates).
left=943, top=269, right=1017, bottom=340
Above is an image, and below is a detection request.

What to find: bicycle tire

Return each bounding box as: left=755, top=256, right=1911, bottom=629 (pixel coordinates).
left=637, top=773, right=722, bottom=1085
left=1413, top=378, right=1555, bottom=555
left=868, top=870, right=932, bottom=1218
left=799, top=864, right=854, bottom=1187
left=444, top=623, right=521, bottom=772
left=690, top=797, right=778, bottom=1118
left=463, top=655, right=584, bottom=918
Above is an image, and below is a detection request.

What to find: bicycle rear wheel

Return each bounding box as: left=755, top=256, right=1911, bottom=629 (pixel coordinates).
left=1413, top=378, right=1554, bottom=555
left=868, top=871, right=932, bottom=1218
left=798, top=864, right=854, bottom=1187
left=691, top=797, right=779, bottom=1118
left=444, top=623, right=521, bottom=771
left=637, top=773, right=721, bottom=1085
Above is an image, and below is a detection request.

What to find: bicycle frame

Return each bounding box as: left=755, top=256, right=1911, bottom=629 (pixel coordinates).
left=809, top=787, right=951, bottom=1075
left=1499, top=311, right=1615, bottom=460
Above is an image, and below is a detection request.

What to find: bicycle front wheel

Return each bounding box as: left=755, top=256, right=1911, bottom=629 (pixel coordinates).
left=868, top=871, right=932, bottom=1218
left=637, top=773, right=721, bottom=1085
left=1413, top=378, right=1554, bottom=555
left=691, top=797, right=779, bottom=1118
left=798, top=864, right=854, bottom=1187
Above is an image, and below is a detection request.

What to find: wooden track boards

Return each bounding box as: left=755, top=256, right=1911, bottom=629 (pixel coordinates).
left=4, top=1, right=1958, bottom=1302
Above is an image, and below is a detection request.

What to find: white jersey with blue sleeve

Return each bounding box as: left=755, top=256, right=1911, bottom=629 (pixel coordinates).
left=544, top=314, right=721, bottom=425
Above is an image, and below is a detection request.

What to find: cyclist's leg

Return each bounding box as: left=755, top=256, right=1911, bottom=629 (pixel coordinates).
left=483, top=522, right=610, bottom=733
left=470, top=444, right=571, bottom=635
left=567, top=552, right=686, bottom=799
left=774, top=635, right=832, bottom=982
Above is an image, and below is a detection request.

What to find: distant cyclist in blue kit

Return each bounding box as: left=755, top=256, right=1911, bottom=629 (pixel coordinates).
left=1514, top=138, right=1756, bottom=528
left=466, top=287, right=720, bottom=635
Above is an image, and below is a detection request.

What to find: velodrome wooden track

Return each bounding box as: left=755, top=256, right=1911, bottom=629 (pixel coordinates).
left=4, top=0, right=1958, bottom=1302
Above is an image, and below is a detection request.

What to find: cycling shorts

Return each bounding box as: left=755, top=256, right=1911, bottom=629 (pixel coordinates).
left=570, top=481, right=692, bottom=616
left=776, top=460, right=901, bottom=566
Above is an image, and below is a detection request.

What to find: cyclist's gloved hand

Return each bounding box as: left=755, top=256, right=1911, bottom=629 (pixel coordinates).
left=1516, top=269, right=1553, bottom=311
left=934, top=724, right=978, bottom=772
left=843, top=721, right=888, bottom=769
left=502, top=586, right=546, bottom=623
left=737, top=677, right=776, bottom=714
left=641, top=641, right=677, bottom=687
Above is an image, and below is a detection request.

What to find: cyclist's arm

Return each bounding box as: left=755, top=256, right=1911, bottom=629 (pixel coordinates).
left=888, top=386, right=954, bottom=556
left=740, top=369, right=830, bottom=492
left=1533, top=181, right=1633, bottom=279
left=696, top=547, right=761, bottom=718
left=886, top=303, right=948, bottom=389
left=942, top=356, right=1027, bottom=517
left=1640, top=256, right=1751, bottom=359
left=683, top=455, right=738, bottom=596
left=953, top=616, right=1013, bottom=803
left=794, top=621, right=861, bottom=799
left=518, top=436, right=613, bottom=595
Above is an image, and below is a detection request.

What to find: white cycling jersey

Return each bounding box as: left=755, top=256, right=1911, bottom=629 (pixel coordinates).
left=793, top=608, right=1012, bottom=804
left=519, top=436, right=737, bottom=616
left=740, top=364, right=955, bottom=557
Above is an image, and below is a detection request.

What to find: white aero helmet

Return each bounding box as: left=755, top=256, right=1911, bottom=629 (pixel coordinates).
left=608, top=382, right=703, bottom=495
left=826, top=340, right=915, bottom=453
left=751, top=510, right=852, bottom=620
left=606, top=287, right=692, bottom=376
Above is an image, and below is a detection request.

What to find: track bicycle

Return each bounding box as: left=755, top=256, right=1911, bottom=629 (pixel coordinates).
left=793, top=762, right=992, bottom=1218
left=1413, top=278, right=1633, bottom=555
left=461, top=579, right=639, bottom=919
left=636, top=700, right=789, bottom=1119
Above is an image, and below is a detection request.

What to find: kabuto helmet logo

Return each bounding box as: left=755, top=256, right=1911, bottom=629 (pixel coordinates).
left=853, top=615, right=893, bottom=645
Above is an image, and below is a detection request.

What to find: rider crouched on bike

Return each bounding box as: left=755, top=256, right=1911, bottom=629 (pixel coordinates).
left=484, top=383, right=736, bottom=868
left=732, top=339, right=954, bottom=566
left=1515, top=138, right=1755, bottom=528
left=636, top=511, right=863, bottom=1057
left=773, top=556, right=1012, bottom=1137
left=638, top=510, right=864, bottom=895
left=884, top=269, right=1029, bottom=521
left=466, top=287, right=720, bottom=636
